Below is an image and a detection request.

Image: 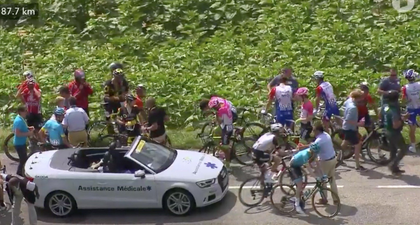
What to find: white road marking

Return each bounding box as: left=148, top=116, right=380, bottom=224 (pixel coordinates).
left=377, top=185, right=420, bottom=189
left=229, top=185, right=344, bottom=189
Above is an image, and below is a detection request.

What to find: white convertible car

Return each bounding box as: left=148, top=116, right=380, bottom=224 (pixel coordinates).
left=24, top=136, right=229, bottom=217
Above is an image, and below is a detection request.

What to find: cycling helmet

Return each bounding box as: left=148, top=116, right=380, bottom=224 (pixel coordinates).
left=359, top=82, right=369, bottom=90
left=54, top=107, right=65, bottom=116
left=296, top=87, right=309, bottom=96
left=109, top=62, right=123, bottom=71
left=126, top=94, right=135, bottom=102
left=136, top=84, right=145, bottom=89
left=23, top=71, right=33, bottom=79
left=312, top=71, right=324, bottom=79
left=404, top=69, right=417, bottom=80
left=74, top=69, right=85, bottom=78
left=112, top=68, right=124, bottom=77
left=309, top=142, right=321, bottom=154
left=270, top=123, right=283, bottom=132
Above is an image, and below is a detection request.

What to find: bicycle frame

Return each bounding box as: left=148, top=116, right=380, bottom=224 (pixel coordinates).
left=301, top=178, right=332, bottom=202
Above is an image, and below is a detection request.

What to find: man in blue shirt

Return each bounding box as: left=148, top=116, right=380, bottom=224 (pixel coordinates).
left=342, top=89, right=365, bottom=171
left=39, top=108, right=72, bottom=149
left=13, top=106, right=34, bottom=176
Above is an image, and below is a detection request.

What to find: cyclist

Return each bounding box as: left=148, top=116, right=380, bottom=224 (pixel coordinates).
left=289, top=142, right=323, bottom=214
left=17, top=79, right=43, bottom=148
left=135, top=84, right=147, bottom=124
left=263, top=76, right=293, bottom=129
left=383, top=90, right=409, bottom=175
left=109, top=62, right=123, bottom=73
left=39, top=108, right=72, bottom=149
left=252, top=123, right=288, bottom=183
left=200, top=96, right=238, bottom=122
left=295, top=87, right=314, bottom=142
left=17, top=71, right=40, bottom=93
left=199, top=96, right=235, bottom=171
left=103, top=68, right=129, bottom=133
left=401, top=69, right=420, bottom=153
left=313, top=71, right=340, bottom=133
left=115, top=94, right=141, bottom=142
left=68, top=69, right=93, bottom=116
left=357, top=82, right=378, bottom=134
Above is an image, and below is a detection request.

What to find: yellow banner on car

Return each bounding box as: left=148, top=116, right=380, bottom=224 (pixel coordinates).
left=136, top=140, right=145, bottom=153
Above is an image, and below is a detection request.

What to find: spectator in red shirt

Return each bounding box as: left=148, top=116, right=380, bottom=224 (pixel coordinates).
left=16, top=79, right=43, bottom=130
left=135, top=84, right=147, bottom=124
left=357, top=82, right=378, bottom=133
left=16, top=71, right=40, bottom=93
left=68, top=69, right=93, bottom=116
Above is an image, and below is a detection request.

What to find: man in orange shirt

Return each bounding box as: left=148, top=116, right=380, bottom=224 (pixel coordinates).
left=135, top=84, right=147, bottom=124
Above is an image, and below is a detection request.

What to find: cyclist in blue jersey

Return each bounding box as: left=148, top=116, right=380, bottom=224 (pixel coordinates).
left=313, top=71, right=341, bottom=133
left=39, top=108, right=72, bottom=149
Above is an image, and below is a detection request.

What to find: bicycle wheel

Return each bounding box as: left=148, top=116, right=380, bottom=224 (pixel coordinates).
left=311, top=187, right=341, bottom=218
left=238, top=176, right=270, bottom=207
left=88, top=121, right=108, bottom=146
left=366, top=132, right=393, bottom=165
left=270, top=184, right=296, bottom=213
left=232, top=138, right=254, bottom=166
left=199, top=122, right=215, bottom=136
left=278, top=169, right=308, bottom=195
left=242, top=122, right=266, bottom=139
left=3, top=133, right=19, bottom=162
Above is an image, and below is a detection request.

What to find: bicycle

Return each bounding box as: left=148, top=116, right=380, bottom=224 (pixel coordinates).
left=87, top=103, right=119, bottom=146
left=3, top=129, right=43, bottom=162
left=271, top=176, right=341, bottom=218
left=235, top=107, right=266, bottom=140
left=238, top=154, right=308, bottom=207
left=197, top=121, right=255, bottom=165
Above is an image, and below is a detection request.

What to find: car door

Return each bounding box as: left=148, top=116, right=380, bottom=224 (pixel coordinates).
left=96, top=172, right=158, bottom=208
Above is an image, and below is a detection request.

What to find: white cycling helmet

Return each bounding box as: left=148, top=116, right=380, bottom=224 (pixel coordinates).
left=312, top=71, right=324, bottom=79
left=23, top=71, right=34, bottom=79
left=270, top=123, right=283, bottom=132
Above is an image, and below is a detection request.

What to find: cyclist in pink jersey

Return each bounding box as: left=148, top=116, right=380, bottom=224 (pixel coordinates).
left=199, top=96, right=237, bottom=171
left=295, top=87, right=314, bottom=142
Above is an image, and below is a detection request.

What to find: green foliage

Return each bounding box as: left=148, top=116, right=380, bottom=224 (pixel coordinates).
left=0, top=0, right=420, bottom=128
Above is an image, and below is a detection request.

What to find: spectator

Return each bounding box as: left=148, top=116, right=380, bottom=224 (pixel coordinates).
left=16, top=71, right=40, bottom=93
left=0, top=174, right=39, bottom=225
left=12, top=106, right=34, bottom=176
left=68, top=69, right=93, bottom=116
left=62, top=97, right=89, bottom=147
left=135, top=84, right=147, bottom=124
left=50, top=96, right=66, bottom=121
left=58, top=86, right=71, bottom=109
left=144, top=98, right=169, bottom=145
left=267, top=68, right=299, bottom=93
left=377, top=69, right=401, bottom=120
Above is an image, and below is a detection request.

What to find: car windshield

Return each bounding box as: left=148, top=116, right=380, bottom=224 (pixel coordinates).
left=130, top=140, right=176, bottom=173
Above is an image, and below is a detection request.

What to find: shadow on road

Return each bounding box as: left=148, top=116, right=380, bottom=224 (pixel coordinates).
left=36, top=191, right=237, bottom=224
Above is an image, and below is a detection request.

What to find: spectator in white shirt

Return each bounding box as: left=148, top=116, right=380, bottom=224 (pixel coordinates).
left=62, top=97, right=88, bottom=147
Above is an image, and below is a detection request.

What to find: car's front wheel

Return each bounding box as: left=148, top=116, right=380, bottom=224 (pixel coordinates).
left=45, top=191, right=77, bottom=217
left=163, top=189, right=196, bottom=216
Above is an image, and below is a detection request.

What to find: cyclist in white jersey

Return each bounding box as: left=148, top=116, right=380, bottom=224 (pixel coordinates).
left=402, top=69, right=420, bottom=153
left=252, top=123, right=288, bottom=182
left=263, top=76, right=294, bottom=128
left=313, top=71, right=340, bottom=133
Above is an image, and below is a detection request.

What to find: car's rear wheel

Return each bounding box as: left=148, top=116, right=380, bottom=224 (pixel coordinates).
left=45, top=191, right=77, bottom=217
left=163, top=189, right=196, bottom=216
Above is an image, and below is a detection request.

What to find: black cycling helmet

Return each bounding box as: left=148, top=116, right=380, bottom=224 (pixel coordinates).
left=109, top=62, right=123, bottom=71
left=126, top=93, right=135, bottom=102
left=383, top=90, right=399, bottom=102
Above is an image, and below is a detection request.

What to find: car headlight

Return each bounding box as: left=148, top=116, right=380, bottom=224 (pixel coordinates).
left=196, top=178, right=216, bottom=188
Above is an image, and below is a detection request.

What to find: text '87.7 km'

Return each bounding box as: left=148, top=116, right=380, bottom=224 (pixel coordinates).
left=0, top=3, right=39, bottom=20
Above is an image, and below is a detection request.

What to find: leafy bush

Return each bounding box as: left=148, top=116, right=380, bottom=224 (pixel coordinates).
left=1, top=0, right=419, bottom=128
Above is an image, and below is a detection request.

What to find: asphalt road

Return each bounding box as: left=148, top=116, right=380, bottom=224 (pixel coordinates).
left=2, top=153, right=420, bottom=225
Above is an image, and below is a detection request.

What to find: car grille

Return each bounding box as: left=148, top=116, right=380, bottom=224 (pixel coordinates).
left=218, top=166, right=228, bottom=192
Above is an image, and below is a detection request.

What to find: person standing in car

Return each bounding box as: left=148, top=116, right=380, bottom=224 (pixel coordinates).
left=143, top=98, right=169, bottom=145
left=0, top=174, right=39, bottom=225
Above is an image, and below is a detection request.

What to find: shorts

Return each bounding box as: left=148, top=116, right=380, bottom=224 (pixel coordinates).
left=358, top=113, right=372, bottom=126
left=300, top=122, right=313, bottom=140
left=289, top=164, right=304, bottom=183
left=342, top=129, right=359, bottom=145
left=407, top=108, right=420, bottom=126
left=221, top=126, right=233, bottom=145
left=26, top=113, right=43, bottom=130
left=275, top=109, right=294, bottom=127
left=323, top=106, right=340, bottom=121
left=252, top=149, right=270, bottom=166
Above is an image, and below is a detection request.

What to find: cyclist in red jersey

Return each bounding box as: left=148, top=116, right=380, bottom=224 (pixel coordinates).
left=357, top=82, right=378, bottom=133
left=16, top=71, right=40, bottom=93
left=17, top=79, right=43, bottom=130
left=68, top=69, right=93, bottom=116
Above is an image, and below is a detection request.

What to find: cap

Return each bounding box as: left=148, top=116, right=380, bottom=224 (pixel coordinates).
left=26, top=181, right=36, bottom=191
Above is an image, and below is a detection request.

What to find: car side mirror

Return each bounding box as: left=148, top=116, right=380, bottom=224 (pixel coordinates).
left=134, top=170, right=146, bottom=178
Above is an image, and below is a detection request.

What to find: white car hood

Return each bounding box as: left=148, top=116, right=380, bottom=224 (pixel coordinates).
left=158, top=150, right=223, bottom=181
